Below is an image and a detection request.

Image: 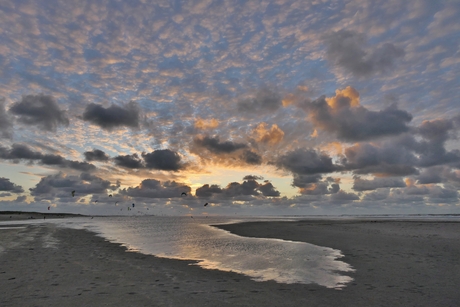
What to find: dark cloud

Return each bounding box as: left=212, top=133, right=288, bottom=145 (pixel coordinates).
left=84, top=149, right=110, bottom=162
left=196, top=178, right=280, bottom=198
left=416, top=166, right=444, bottom=184
left=324, top=30, right=404, bottom=77
left=237, top=89, right=282, bottom=114
left=113, top=153, right=144, bottom=169
left=330, top=190, right=360, bottom=203
left=243, top=175, right=264, bottom=181
left=276, top=148, right=339, bottom=175
left=142, top=149, right=183, bottom=171
left=120, top=179, right=191, bottom=198
left=0, top=99, right=13, bottom=139
left=292, top=174, right=323, bottom=188
left=195, top=184, right=223, bottom=198
left=30, top=172, right=112, bottom=200
left=299, top=177, right=340, bottom=195
left=257, top=182, right=280, bottom=197
left=343, top=140, right=418, bottom=176
left=352, top=176, right=406, bottom=191
left=0, top=144, right=96, bottom=172
left=194, top=135, right=247, bottom=153
left=82, top=101, right=140, bottom=130
left=0, top=177, right=24, bottom=193
left=241, top=150, right=262, bottom=165
left=306, top=94, right=412, bottom=141
left=9, top=94, right=69, bottom=132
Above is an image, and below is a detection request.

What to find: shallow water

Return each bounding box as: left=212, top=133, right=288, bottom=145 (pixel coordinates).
left=53, top=215, right=355, bottom=288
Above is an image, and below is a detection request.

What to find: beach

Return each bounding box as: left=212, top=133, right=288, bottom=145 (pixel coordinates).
left=1, top=218, right=460, bottom=306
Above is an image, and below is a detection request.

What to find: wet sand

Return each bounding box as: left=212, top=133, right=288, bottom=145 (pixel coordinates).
left=1, top=219, right=459, bottom=306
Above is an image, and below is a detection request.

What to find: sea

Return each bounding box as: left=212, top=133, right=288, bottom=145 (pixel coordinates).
left=7, top=214, right=458, bottom=289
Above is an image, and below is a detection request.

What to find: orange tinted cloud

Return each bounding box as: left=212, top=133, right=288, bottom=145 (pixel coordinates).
left=326, top=86, right=360, bottom=110
left=254, top=123, right=284, bottom=145
left=195, top=118, right=219, bottom=130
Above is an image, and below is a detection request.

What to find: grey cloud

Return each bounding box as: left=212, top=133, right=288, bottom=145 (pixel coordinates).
left=9, top=94, right=69, bottom=132
left=0, top=177, right=24, bottom=193
left=113, top=153, right=144, bottom=169
left=241, top=150, right=262, bottom=165
left=299, top=177, right=340, bottom=195
left=0, top=144, right=96, bottom=172
left=276, top=148, right=338, bottom=175
left=353, top=176, right=406, bottom=191
left=292, top=174, right=323, bottom=188
left=120, top=179, right=191, bottom=198
left=84, top=149, right=110, bottom=162
left=363, top=189, right=390, bottom=201
left=142, top=149, right=183, bottom=171
left=343, top=140, right=418, bottom=176
left=307, top=96, right=412, bottom=141
left=195, top=184, right=223, bottom=198
left=330, top=190, right=360, bottom=203
left=0, top=192, right=12, bottom=197
left=237, top=89, right=283, bottom=114
left=196, top=178, right=280, bottom=198
left=82, top=101, right=140, bottom=130
left=416, top=166, right=443, bottom=184
left=30, top=172, right=111, bottom=200
left=223, top=179, right=280, bottom=198
left=324, top=30, right=404, bottom=77
left=194, top=135, right=247, bottom=153
left=0, top=99, right=13, bottom=139
left=243, top=175, right=264, bottom=181
left=258, top=182, right=280, bottom=197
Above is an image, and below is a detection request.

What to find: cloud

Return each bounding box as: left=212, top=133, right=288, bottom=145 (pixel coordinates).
left=0, top=144, right=96, bottom=172
left=0, top=99, right=13, bottom=139
left=276, top=148, right=339, bottom=175
left=0, top=177, right=24, bottom=193
left=196, top=177, right=280, bottom=198
left=9, top=94, right=69, bottom=132
left=305, top=87, right=412, bottom=141
left=82, top=101, right=140, bottom=130
left=84, top=149, right=110, bottom=162
left=254, top=123, right=284, bottom=145
left=298, top=177, right=340, bottom=195
left=243, top=175, right=264, bottom=181
left=343, top=139, right=418, bottom=176
left=324, top=29, right=404, bottom=77
left=194, top=135, right=247, bottom=153
left=194, top=118, right=219, bottom=130
left=240, top=150, right=262, bottom=165
left=237, top=89, right=283, bottom=114
left=292, top=174, right=323, bottom=188
left=195, top=184, right=223, bottom=198
left=120, top=179, right=191, bottom=198
left=352, top=176, right=406, bottom=191
left=113, top=153, right=144, bottom=169
left=30, top=172, right=113, bottom=201
left=142, top=149, right=183, bottom=171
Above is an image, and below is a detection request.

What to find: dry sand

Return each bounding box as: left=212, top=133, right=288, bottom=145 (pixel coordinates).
left=1, top=218, right=459, bottom=306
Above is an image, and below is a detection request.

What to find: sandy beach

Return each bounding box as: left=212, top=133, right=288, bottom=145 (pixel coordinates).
left=1, top=217, right=459, bottom=306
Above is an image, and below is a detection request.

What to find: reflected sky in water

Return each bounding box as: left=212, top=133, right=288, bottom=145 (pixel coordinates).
left=55, top=216, right=354, bottom=288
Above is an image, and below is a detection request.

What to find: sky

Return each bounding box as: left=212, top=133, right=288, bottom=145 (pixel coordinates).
left=0, top=0, right=459, bottom=216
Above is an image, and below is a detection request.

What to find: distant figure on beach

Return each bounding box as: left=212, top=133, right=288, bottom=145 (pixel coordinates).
left=94, top=200, right=98, bottom=203
left=181, top=192, right=187, bottom=196
left=204, top=203, right=208, bottom=207
left=132, top=203, right=135, bottom=208
left=71, top=190, right=75, bottom=197
left=109, top=194, right=112, bottom=197
left=48, top=206, right=50, bottom=210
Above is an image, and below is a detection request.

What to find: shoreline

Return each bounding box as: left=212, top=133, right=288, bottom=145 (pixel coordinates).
left=1, top=219, right=459, bottom=306
left=0, top=211, right=86, bottom=221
